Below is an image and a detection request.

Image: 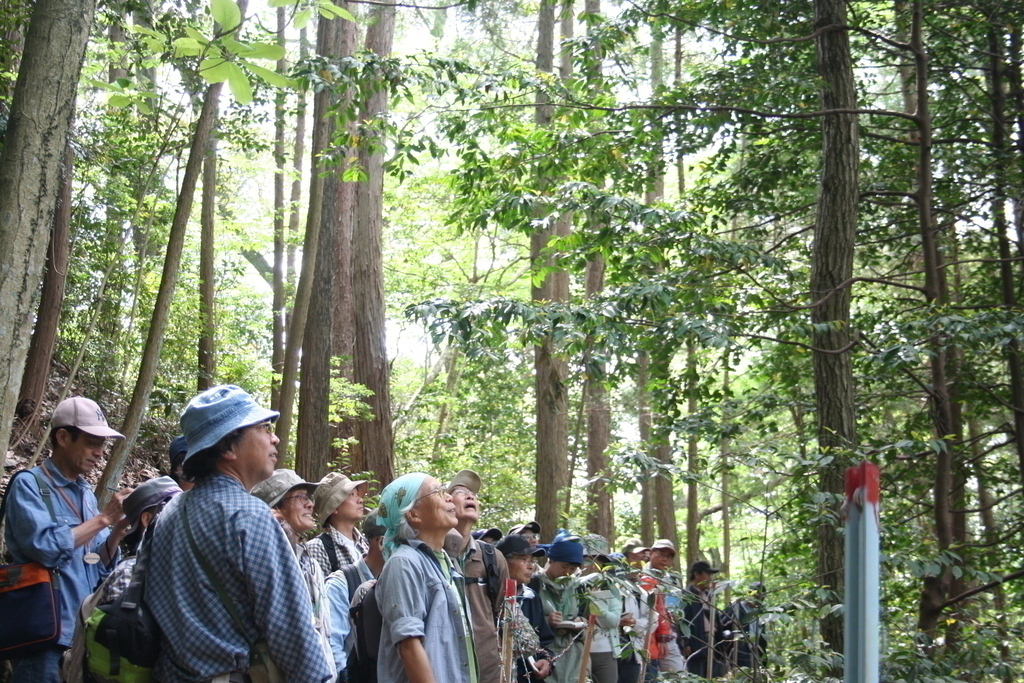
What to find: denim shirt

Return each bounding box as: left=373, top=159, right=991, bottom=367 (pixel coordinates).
left=376, top=538, right=472, bottom=683
left=3, top=460, right=116, bottom=647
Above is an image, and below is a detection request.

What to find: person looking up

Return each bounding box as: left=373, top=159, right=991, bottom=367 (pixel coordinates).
left=620, top=537, right=651, bottom=569
left=146, top=385, right=333, bottom=682
left=3, top=396, right=133, bottom=683
left=509, top=521, right=542, bottom=548
left=375, top=473, right=475, bottom=683
left=309, top=471, right=369, bottom=576
left=645, top=539, right=685, bottom=675
left=252, top=469, right=335, bottom=672
left=580, top=535, right=625, bottom=683
left=681, top=560, right=727, bottom=678
left=443, top=469, right=510, bottom=683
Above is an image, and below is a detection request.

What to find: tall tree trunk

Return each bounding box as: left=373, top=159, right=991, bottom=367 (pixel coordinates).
left=585, top=258, right=612, bottom=539
left=987, top=28, right=1024, bottom=491
left=907, top=0, right=959, bottom=639
left=431, top=349, right=461, bottom=460
left=811, top=0, right=860, bottom=657
left=651, top=352, right=678, bottom=557
left=720, top=354, right=731, bottom=605
left=277, top=14, right=338, bottom=459
left=96, top=81, right=225, bottom=502
left=685, top=343, right=699, bottom=568
left=531, top=0, right=568, bottom=542
left=352, top=0, right=396, bottom=487
left=197, top=126, right=218, bottom=391
left=296, top=12, right=344, bottom=482
left=271, top=6, right=288, bottom=411
left=329, top=4, right=359, bottom=472
left=637, top=352, right=655, bottom=545
left=17, top=142, right=72, bottom=425
left=0, top=0, right=96, bottom=446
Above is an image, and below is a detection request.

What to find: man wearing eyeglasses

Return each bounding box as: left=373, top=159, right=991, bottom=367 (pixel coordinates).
left=146, top=385, right=333, bottom=682
left=443, top=470, right=510, bottom=683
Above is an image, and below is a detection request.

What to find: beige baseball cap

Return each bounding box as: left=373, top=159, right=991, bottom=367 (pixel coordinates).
left=447, top=469, right=481, bottom=494
left=51, top=397, right=124, bottom=439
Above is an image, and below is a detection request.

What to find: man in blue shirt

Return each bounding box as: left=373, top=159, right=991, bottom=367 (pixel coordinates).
left=145, top=385, right=333, bottom=682
left=4, top=396, right=134, bottom=683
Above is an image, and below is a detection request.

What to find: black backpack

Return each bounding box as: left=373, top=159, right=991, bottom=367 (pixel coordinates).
left=347, top=580, right=382, bottom=683
left=82, top=525, right=161, bottom=682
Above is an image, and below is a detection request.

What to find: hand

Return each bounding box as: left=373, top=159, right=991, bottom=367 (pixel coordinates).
left=532, top=659, right=552, bottom=679
left=619, top=614, right=636, bottom=628
left=547, top=611, right=563, bottom=627
left=101, top=487, right=133, bottom=525
left=682, top=646, right=692, bottom=657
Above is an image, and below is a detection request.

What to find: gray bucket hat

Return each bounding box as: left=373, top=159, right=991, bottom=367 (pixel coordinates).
left=251, top=469, right=317, bottom=507
left=180, top=385, right=278, bottom=461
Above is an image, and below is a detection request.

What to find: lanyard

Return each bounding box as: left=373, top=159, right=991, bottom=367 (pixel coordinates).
left=42, top=463, right=85, bottom=524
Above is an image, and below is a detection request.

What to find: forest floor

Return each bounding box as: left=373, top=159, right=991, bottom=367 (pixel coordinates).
left=2, top=361, right=174, bottom=495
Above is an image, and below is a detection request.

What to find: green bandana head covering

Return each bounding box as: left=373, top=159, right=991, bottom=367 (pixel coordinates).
left=378, top=472, right=430, bottom=559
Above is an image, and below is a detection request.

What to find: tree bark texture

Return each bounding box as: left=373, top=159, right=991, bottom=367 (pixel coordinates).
left=650, top=351, right=678, bottom=560
left=96, top=81, right=224, bottom=502
left=352, top=0, right=396, bottom=487
left=685, top=344, right=699, bottom=569
left=907, top=0, right=958, bottom=639
left=17, top=142, right=72, bottom=423
left=637, top=352, right=655, bottom=545
left=296, top=12, right=344, bottom=482
left=531, top=0, right=568, bottom=543
left=198, top=127, right=217, bottom=392
left=0, top=0, right=95, bottom=449
left=329, top=6, right=359, bottom=472
left=987, top=29, right=1024, bottom=492
left=585, top=257, right=612, bottom=540
left=276, top=14, right=335, bottom=459
left=811, top=0, right=860, bottom=656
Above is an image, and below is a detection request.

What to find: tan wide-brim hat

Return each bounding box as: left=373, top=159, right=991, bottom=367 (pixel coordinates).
left=314, top=472, right=368, bottom=525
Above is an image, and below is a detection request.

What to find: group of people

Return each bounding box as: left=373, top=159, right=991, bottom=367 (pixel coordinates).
left=2, top=385, right=767, bottom=683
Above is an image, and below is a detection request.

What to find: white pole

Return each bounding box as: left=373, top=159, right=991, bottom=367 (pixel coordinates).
left=844, top=461, right=880, bottom=683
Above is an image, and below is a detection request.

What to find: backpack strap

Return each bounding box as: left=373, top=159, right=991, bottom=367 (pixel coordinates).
left=182, top=493, right=255, bottom=649
left=478, top=540, right=501, bottom=606
left=319, top=531, right=340, bottom=572
left=342, top=563, right=363, bottom=601
left=1, top=468, right=57, bottom=525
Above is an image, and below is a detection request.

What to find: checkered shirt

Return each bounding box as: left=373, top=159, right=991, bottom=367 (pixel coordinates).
left=145, top=474, right=333, bottom=682
left=307, top=524, right=368, bottom=576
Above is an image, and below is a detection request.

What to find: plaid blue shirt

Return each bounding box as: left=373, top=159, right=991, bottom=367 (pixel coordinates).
left=145, top=474, right=333, bottom=682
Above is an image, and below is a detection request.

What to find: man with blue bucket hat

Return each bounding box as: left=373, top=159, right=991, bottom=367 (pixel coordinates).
left=146, top=385, right=333, bottom=682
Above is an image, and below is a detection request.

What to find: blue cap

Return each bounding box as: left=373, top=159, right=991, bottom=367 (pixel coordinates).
left=545, top=538, right=584, bottom=564
left=180, top=385, right=278, bottom=461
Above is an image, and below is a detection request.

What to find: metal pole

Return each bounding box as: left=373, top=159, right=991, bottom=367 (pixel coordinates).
left=844, top=461, right=880, bottom=683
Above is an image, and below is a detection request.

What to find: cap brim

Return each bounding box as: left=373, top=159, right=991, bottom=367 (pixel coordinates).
left=76, top=425, right=125, bottom=439
left=529, top=547, right=547, bottom=557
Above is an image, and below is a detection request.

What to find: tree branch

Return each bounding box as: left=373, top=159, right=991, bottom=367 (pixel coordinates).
left=939, top=568, right=1024, bottom=611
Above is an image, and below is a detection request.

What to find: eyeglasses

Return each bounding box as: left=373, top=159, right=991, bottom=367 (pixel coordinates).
left=449, top=486, right=478, bottom=500
left=510, top=555, right=537, bottom=565
left=519, top=532, right=539, bottom=541
left=413, top=485, right=449, bottom=504
left=257, top=422, right=275, bottom=434
left=281, top=492, right=313, bottom=504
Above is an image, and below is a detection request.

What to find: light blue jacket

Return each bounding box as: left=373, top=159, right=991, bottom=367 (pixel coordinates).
left=4, top=459, right=116, bottom=647
left=376, top=538, right=472, bottom=683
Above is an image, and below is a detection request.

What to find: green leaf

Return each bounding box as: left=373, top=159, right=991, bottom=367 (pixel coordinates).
left=172, top=37, right=204, bottom=57
left=318, top=0, right=355, bottom=21
left=267, top=0, right=297, bottom=5
left=108, top=94, right=132, bottom=108
left=200, top=57, right=234, bottom=84
left=243, top=62, right=293, bottom=88
left=242, top=42, right=286, bottom=60
left=227, top=63, right=253, bottom=104
left=184, top=27, right=210, bottom=44
left=210, top=0, right=242, bottom=31
left=293, top=9, right=312, bottom=29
